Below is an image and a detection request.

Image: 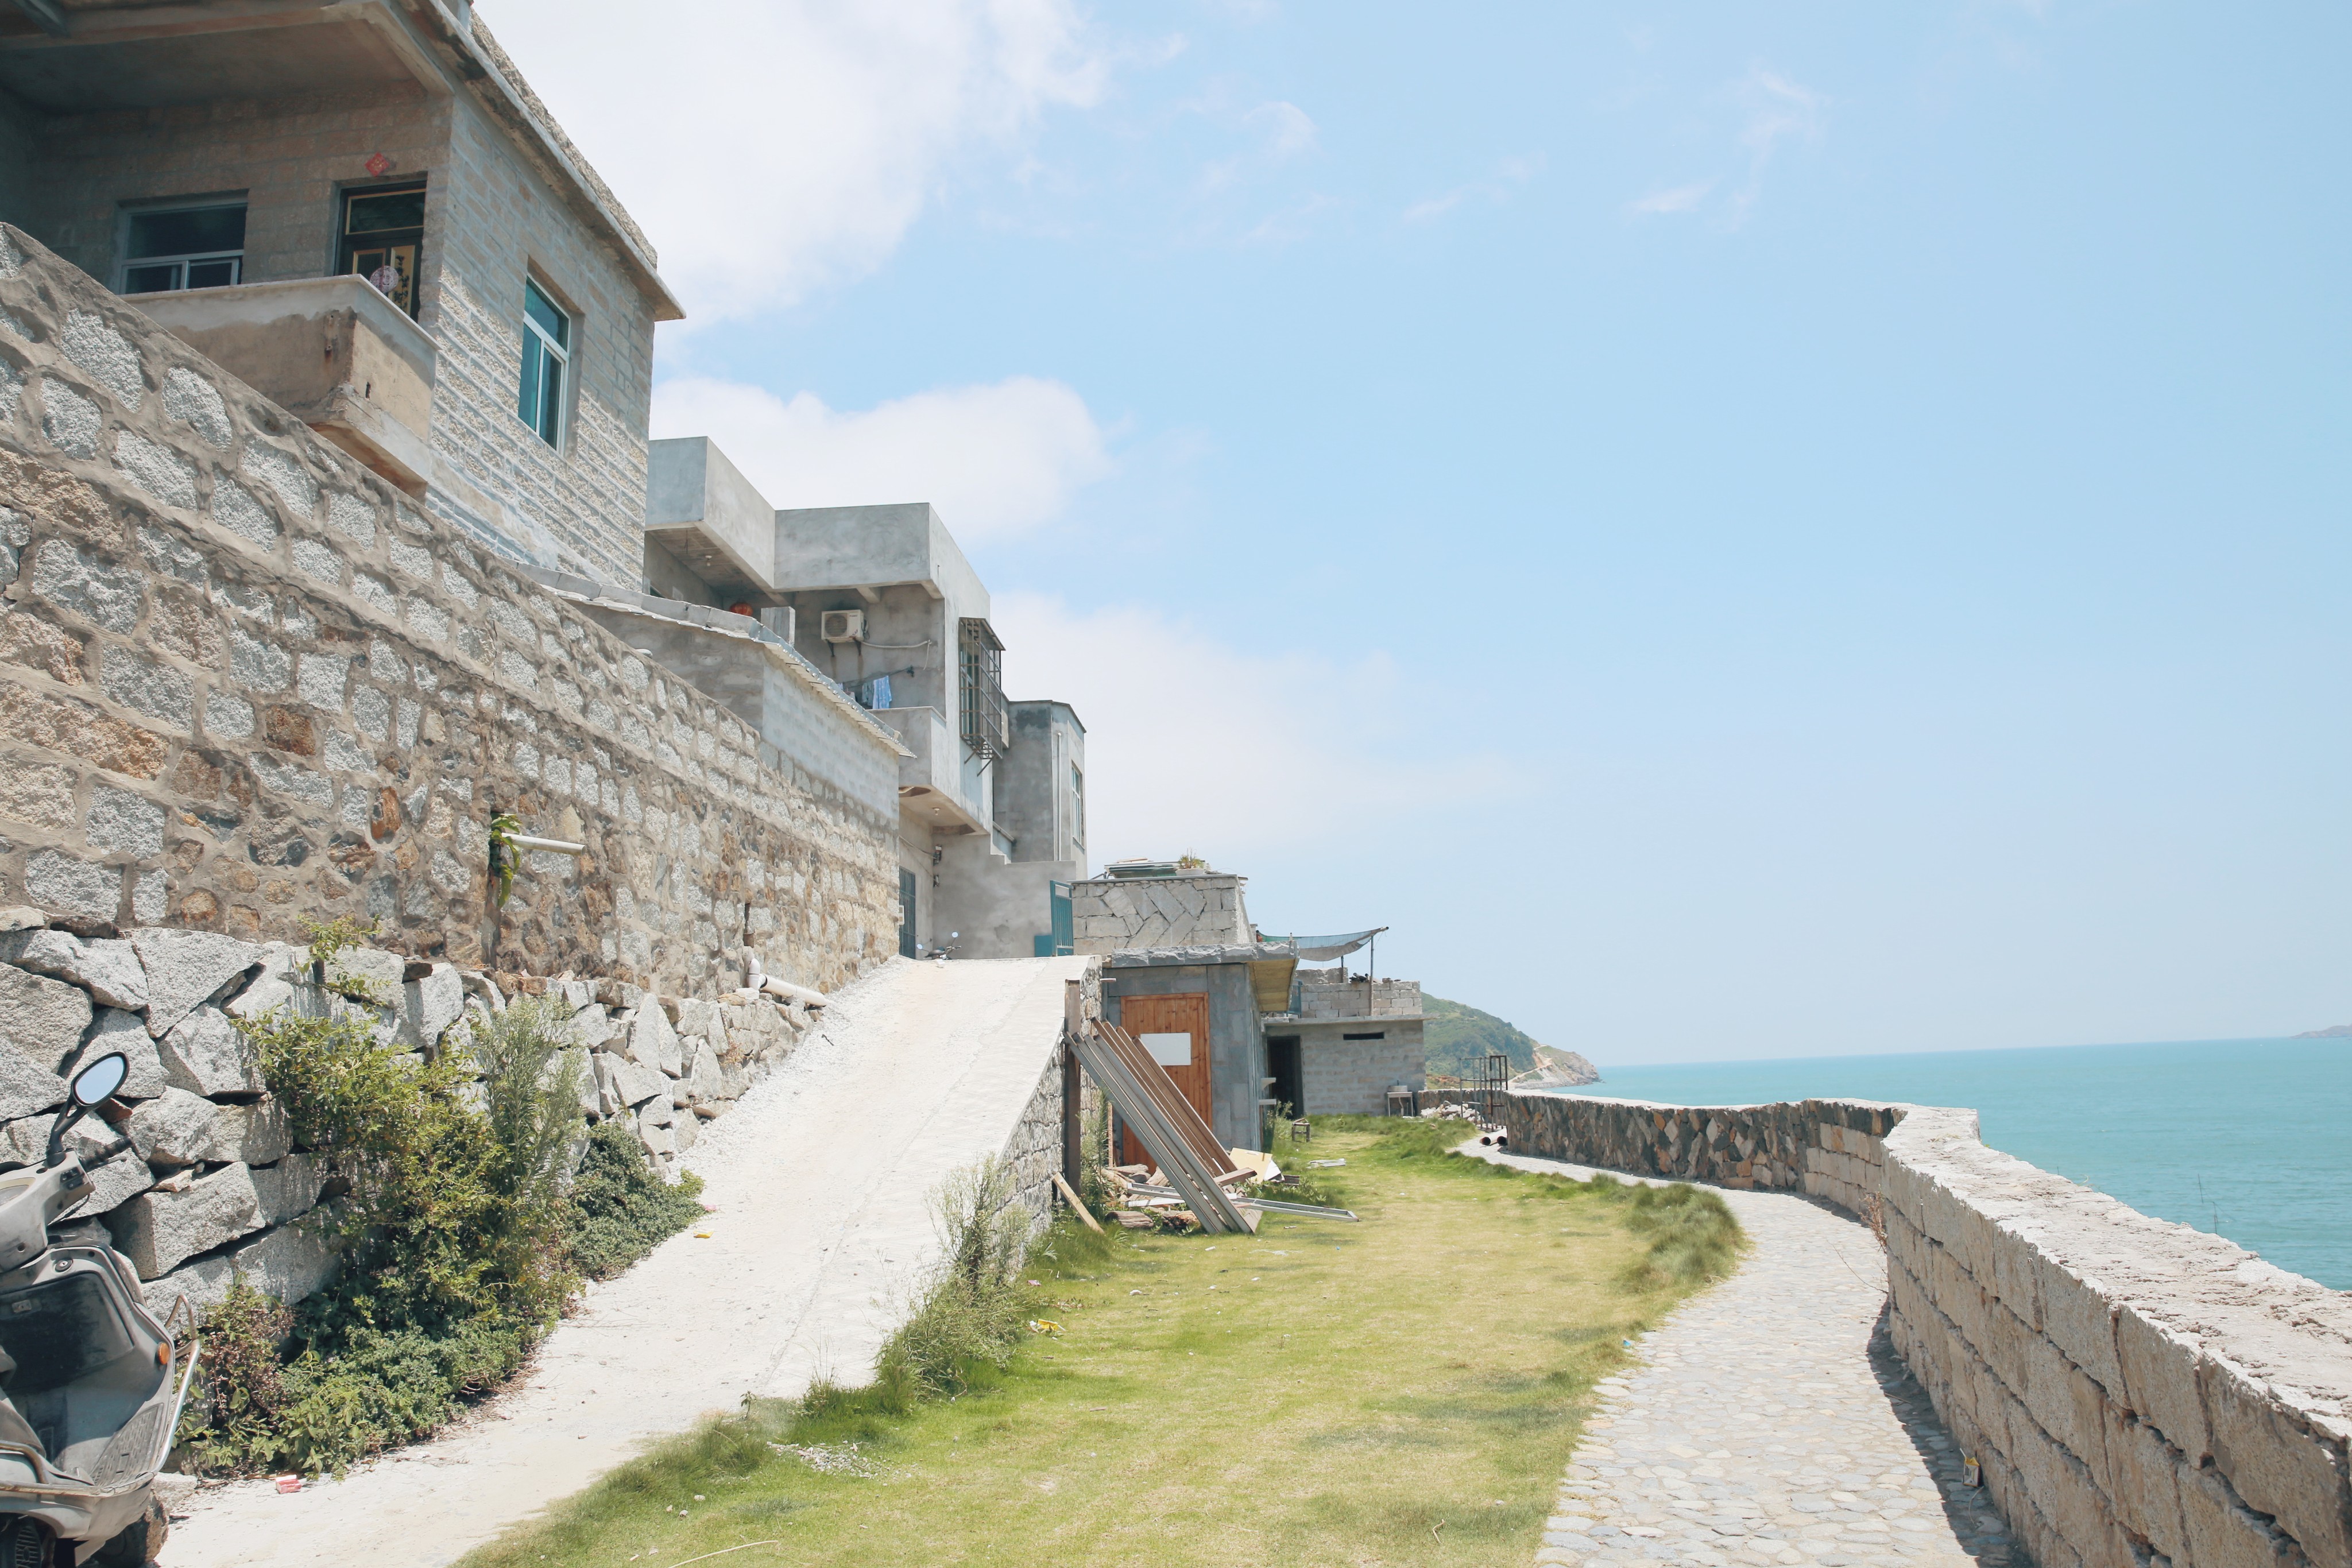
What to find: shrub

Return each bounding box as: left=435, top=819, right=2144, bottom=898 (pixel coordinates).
left=566, top=1121, right=705, bottom=1281
left=181, top=1001, right=700, bottom=1476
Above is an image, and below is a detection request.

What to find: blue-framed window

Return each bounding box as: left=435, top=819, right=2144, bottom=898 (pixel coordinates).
left=517, top=279, right=570, bottom=447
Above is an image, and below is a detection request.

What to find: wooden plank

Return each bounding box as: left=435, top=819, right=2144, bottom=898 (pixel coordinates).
left=1100, top=1022, right=1235, bottom=1177
left=1051, top=1171, right=1104, bottom=1233
left=1071, top=1026, right=1250, bottom=1234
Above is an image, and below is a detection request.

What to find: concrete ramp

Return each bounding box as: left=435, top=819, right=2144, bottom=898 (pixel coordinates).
left=167, top=955, right=1089, bottom=1568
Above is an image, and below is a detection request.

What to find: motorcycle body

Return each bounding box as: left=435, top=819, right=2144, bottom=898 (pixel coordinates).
left=0, top=1054, right=198, bottom=1566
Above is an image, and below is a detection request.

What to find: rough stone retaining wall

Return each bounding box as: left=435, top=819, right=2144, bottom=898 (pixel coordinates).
left=0, top=223, right=898, bottom=997
left=0, top=911, right=823, bottom=1326
left=1499, top=1090, right=2351, bottom=1568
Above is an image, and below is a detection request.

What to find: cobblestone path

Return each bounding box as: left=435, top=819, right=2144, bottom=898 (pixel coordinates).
left=1464, top=1145, right=2019, bottom=1568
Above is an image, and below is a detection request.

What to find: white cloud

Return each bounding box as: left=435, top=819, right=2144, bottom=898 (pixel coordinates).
left=1729, top=66, right=1825, bottom=223
left=991, top=593, right=1518, bottom=866
left=1621, top=65, right=1823, bottom=225
left=1403, top=154, right=1545, bottom=224
left=1628, top=179, right=1716, bottom=216
left=650, top=375, right=1113, bottom=541
left=484, top=0, right=1111, bottom=320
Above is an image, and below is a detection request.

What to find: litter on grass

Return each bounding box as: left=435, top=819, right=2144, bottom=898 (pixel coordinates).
left=769, top=1441, right=884, bottom=1477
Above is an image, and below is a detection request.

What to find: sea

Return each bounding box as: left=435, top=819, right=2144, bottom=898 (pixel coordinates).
left=1538, top=1037, right=2350, bottom=1291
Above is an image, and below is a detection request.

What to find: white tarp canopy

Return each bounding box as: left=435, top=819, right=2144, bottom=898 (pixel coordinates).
left=1278, top=928, right=1387, bottom=962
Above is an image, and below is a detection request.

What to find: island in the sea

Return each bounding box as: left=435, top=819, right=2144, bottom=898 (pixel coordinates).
left=2292, top=1023, right=2351, bottom=1038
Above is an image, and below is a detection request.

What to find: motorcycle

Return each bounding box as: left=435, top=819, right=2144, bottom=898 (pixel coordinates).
left=0, top=1051, right=198, bottom=1566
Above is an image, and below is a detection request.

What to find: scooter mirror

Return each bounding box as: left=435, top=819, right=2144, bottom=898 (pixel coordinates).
left=68, top=1051, right=129, bottom=1108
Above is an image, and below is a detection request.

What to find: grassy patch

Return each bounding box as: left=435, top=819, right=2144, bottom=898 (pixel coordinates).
left=461, top=1118, right=1741, bottom=1568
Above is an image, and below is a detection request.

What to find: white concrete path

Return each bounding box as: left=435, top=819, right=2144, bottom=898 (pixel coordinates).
left=1463, top=1145, right=2018, bottom=1568
left=163, top=955, right=1086, bottom=1568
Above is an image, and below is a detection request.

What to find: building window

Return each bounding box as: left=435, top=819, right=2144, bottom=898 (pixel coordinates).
left=1070, top=764, right=1085, bottom=851
left=517, top=279, right=570, bottom=448
left=958, top=618, right=1008, bottom=758
left=120, top=203, right=245, bottom=295
left=1343, top=1031, right=1387, bottom=1041
left=339, top=181, right=425, bottom=318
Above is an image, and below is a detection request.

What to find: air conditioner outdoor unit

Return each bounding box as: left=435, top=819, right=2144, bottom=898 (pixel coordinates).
left=821, top=609, right=865, bottom=642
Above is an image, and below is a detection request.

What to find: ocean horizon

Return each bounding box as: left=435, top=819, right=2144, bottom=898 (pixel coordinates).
left=1535, top=1036, right=2349, bottom=1291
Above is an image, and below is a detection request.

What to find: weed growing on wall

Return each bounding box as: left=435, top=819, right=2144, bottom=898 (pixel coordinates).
left=178, top=1000, right=699, bottom=1476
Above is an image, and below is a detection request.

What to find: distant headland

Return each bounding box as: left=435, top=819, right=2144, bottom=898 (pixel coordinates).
left=2292, top=1024, right=2351, bottom=1038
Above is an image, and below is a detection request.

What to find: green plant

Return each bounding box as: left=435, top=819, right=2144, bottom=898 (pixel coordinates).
left=565, top=1121, right=706, bottom=1281
left=470, top=997, right=586, bottom=1215
left=181, top=1001, right=709, bottom=1477
left=300, top=915, right=387, bottom=1003
left=486, top=812, right=522, bottom=907
left=876, top=1156, right=1031, bottom=1399
left=300, top=914, right=379, bottom=974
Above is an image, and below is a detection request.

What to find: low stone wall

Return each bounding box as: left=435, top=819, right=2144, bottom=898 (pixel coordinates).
left=0, top=224, right=899, bottom=996
left=0, top=912, right=820, bottom=1326
left=1501, top=1090, right=2351, bottom=1568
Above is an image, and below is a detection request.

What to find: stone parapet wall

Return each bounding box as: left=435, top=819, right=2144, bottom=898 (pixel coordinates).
left=0, top=913, right=820, bottom=1327
left=1070, top=872, right=1247, bottom=954
left=0, top=225, right=896, bottom=995
left=1500, top=1089, right=2352, bottom=1568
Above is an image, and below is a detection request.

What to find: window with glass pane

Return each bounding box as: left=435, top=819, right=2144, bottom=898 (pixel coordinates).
left=339, top=181, right=426, bottom=318
left=121, top=203, right=246, bottom=295
left=517, top=280, right=570, bottom=448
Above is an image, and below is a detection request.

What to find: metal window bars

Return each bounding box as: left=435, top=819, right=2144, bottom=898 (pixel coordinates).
left=958, top=618, right=1008, bottom=757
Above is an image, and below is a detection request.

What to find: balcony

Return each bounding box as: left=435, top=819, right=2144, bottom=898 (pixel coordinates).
left=870, top=707, right=988, bottom=834
left=132, top=276, right=436, bottom=496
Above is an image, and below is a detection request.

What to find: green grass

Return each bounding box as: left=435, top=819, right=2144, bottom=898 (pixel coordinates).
left=461, top=1118, right=1742, bottom=1568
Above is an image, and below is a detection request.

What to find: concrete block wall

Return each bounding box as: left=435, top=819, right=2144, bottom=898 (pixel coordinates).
left=0, top=920, right=822, bottom=1327
left=1295, top=971, right=1421, bottom=1020
left=423, top=90, right=656, bottom=588
left=1301, top=1032, right=1425, bottom=1115
left=1499, top=1090, right=2352, bottom=1568
left=0, top=224, right=898, bottom=994
left=0, top=84, right=446, bottom=300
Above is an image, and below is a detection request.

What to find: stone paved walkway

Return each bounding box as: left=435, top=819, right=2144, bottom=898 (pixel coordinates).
left=1462, top=1145, right=2018, bottom=1568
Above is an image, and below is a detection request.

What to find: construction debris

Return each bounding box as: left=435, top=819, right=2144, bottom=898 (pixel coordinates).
left=1068, top=1021, right=1254, bottom=1233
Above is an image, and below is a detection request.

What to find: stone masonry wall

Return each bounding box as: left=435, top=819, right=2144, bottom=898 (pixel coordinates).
left=1070, top=872, right=1248, bottom=955
left=0, top=224, right=898, bottom=994
left=1295, top=970, right=1420, bottom=1020
left=0, top=911, right=823, bottom=1327
left=1004, top=966, right=1102, bottom=1232
left=1499, top=1090, right=2352, bottom=1568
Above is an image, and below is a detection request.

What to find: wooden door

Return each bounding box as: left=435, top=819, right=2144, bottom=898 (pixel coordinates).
left=1116, top=992, right=1212, bottom=1168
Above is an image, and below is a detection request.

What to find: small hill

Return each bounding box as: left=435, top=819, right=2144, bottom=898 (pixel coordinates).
left=1422, top=994, right=1591, bottom=1081
left=2293, top=1024, right=2352, bottom=1039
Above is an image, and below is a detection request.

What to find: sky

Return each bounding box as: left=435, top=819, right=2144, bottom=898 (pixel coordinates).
left=489, top=1, right=2351, bottom=1064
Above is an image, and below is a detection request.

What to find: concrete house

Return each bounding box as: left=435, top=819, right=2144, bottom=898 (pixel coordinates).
left=1263, top=965, right=1428, bottom=1117
left=0, top=0, right=1096, bottom=977
left=0, top=0, right=681, bottom=589
left=767, top=502, right=1088, bottom=962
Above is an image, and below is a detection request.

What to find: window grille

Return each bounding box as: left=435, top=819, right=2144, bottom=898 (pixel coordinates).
left=958, top=618, right=1008, bottom=758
